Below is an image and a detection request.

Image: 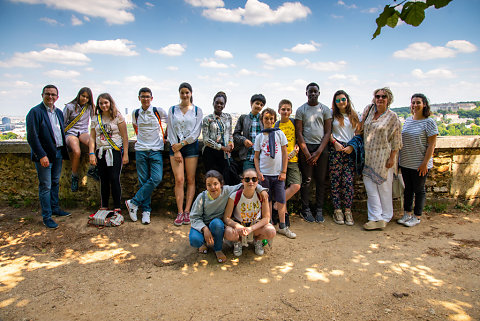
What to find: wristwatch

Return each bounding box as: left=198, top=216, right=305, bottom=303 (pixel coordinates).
left=181, top=141, right=185, bottom=146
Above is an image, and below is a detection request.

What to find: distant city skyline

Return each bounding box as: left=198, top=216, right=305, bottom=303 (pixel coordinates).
left=0, top=0, right=479, bottom=117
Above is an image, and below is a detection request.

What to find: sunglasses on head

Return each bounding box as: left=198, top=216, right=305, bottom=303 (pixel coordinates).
left=335, top=97, right=347, bottom=103
left=375, top=94, right=387, bottom=99
left=243, top=177, right=258, bottom=183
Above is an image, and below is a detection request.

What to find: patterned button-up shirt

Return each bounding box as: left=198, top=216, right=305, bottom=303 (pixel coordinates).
left=202, top=113, right=233, bottom=153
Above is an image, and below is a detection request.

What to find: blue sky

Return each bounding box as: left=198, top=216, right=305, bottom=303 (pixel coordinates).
left=0, top=0, right=479, bottom=117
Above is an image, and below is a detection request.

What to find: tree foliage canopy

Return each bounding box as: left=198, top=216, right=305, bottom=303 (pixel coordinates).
left=373, top=0, right=453, bottom=39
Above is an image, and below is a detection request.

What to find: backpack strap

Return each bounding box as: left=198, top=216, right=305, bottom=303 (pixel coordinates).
left=133, top=109, right=140, bottom=135
left=274, top=118, right=295, bottom=129
left=152, top=107, right=166, bottom=143
left=233, top=188, right=243, bottom=208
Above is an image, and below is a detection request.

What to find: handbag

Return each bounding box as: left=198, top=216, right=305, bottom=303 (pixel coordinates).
left=223, top=156, right=241, bottom=185
left=356, top=104, right=375, bottom=136
left=88, top=209, right=124, bottom=228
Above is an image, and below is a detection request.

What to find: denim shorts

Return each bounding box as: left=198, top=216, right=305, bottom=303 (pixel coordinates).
left=260, top=175, right=286, bottom=204
left=169, top=140, right=199, bottom=158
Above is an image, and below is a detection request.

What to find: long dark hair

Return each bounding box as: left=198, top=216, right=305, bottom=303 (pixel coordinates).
left=411, top=93, right=431, bottom=117
left=95, top=93, right=119, bottom=119
left=69, top=87, right=94, bottom=114
left=331, top=90, right=359, bottom=128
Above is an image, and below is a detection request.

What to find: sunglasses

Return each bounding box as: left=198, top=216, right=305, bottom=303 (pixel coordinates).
left=335, top=98, right=347, bottom=103
left=375, top=95, right=387, bottom=99
left=243, top=177, right=258, bottom=183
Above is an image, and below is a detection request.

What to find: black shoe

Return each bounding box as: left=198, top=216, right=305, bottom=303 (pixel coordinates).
left=53, top=210, right=71, bottom=217
left=300, top=208, right=315, bottom=223
left=315, top=208, right=325, bottom=223
left=87, top=166, right=100, bottom=181
left=43, top=218, right=58, bottom=229
left=71, top=175, right=79, bottom=192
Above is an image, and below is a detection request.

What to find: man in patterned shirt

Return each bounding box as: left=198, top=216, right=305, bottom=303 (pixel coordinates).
left=233, top=94, right=265, bottom=171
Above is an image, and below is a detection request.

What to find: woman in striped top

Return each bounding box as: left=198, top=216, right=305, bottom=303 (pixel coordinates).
left=398, top=93, right=438, bottom=227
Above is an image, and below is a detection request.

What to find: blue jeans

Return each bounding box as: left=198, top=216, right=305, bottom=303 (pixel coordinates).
left=34, top=149, right=63, bottom=219
left=189, top=218, right=225, bottom=252
left=132, top=150, right=164, bottom=212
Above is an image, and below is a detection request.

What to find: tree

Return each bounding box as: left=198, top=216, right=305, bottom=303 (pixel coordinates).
left=373, top=0, right=453, bottom=39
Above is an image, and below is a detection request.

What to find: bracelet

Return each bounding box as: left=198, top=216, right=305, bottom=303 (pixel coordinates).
left=281, top=171, right=287, bottom=174
left=89, top=152, right=95, bottom=155
left=331, top=139, right=336, bottom=144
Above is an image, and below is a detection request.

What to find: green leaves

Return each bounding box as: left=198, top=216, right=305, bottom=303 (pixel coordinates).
left=372, top=0, right=454, bottom=39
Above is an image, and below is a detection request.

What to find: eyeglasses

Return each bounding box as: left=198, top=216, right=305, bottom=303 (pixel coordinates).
left=335, top=98, right=347, bottom=103
left=139, top=96, right=152, bottom=99
left=43, top=93, right=57, bottom=97
left=375, top=95, right=387, bottom=99
left=243, top=177, right=258, bottom=183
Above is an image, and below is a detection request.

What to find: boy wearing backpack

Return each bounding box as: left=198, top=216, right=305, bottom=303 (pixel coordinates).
left=274, top=99, right=301, bottom=226
left=125, top=87, right=167, bottom=224
left=254, top=108, right=296, bottom=239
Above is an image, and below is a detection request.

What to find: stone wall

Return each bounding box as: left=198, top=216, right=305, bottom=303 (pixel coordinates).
left=0, top=136, right=479, bottom=213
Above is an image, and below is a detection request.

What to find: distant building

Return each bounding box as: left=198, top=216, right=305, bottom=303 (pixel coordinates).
left=2, top=117, right=11, bottom=124
left=430, top=102, right=477, bottom=113
left=0, top=117, right=14, bottom=131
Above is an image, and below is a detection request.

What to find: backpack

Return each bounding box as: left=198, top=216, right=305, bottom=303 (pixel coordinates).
left=274, top=118, right=295, bottom=129
left=88, top=209, right=124, bottom=228
left=134, top=107, right=166, bottom=142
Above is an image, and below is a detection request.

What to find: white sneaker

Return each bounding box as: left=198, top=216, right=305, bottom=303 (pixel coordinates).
left=397, top=212, right=412, bottom=225
left=233, top=242, right=242, bottom=257
left=142, top=211, right=151, bottom=225
left=125, top=199, right=138, bottom=222
left=254, top=240, right=264, bottom=256
left=278, top=227, right=296, bottom=239
left=403, top=216, right=421, bottom=227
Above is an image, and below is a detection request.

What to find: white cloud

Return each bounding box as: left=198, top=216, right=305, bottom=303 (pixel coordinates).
left=71, top=15, right=83, bottom=26
left=236, top=68, right=267, bottom=77
left=199, top=58, right=229, bottom=68
left=69, top=39, right=138, bottom=56
left=256, top=53, right=296, bottom=68
left=124, top=75, right=154, bottom=83
left=145, top=2, right=154, bottom=7
left=103, top=80, right=121, bottom=85
left=393, top=40, right=477, bottom=60
left=337, top=1, right=357, bottom=9
left=411, top=68, right=456, bottom=79
left=361, top=7, right=379, bottom=14
left=328, top=73, right=359, bottom=82
left=285, top=41, right=320, bottom=54
left=44, top=69, right=81, bottom=78
left=3, top=73, right=22, bottom=78
left=202, top=0, right=311, bottom=25
left=13, top=80, right=33, bottom=87
left=214, top=50, right=233, bottom=59
left=0, top=48, right=90, bottom=68
left=147, top=44, right=186, bottom=56
left=39, top=17, right=62, bottom=26
left=167, top=66, right=179, bottom=71
left=331, top=14, right=343, bottom=19
left=12, top=0, right=135, bottom=25
left=306, top=60, right=347, bottom=72
left=185, top=0, right=224, bottom=8
left=83, top=16, right=90, bottom=22
left=446, top=40, right=477, bottom=53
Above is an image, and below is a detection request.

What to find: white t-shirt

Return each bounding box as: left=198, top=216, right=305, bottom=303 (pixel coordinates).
left=332, top=114, right=355, bottom=143
left=230, top=191, right=262, bottom=224
left=253, top=130, right=288, bottom=176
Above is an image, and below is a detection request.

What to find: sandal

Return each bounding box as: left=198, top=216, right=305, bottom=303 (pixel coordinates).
left=198, top=244, right=208, bottom=254
left=215, top=250, right=227, bottom=264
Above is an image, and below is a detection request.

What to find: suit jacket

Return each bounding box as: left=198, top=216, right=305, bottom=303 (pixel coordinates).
left=26, top=102, right=69, bottom=162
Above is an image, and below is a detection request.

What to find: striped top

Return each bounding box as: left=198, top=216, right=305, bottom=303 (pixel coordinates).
left=399, top=116, right=438, bottom=170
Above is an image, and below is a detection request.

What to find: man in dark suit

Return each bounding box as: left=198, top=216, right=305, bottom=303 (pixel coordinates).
left=26, top=85, right=70, bottom=229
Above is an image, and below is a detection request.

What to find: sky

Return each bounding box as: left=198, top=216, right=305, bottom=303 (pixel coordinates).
left=0, top=0, right=479, bottom=117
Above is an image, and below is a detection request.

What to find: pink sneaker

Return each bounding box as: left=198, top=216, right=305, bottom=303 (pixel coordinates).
left=174, top=212, right=184, bottom=226
left=183, top=211, right=191, bottom=224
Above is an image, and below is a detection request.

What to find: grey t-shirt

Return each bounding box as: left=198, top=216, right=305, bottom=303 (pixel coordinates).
left=295, top=102, right=332, bottom=144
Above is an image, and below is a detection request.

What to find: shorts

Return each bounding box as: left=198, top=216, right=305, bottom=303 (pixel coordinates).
left=169, top=140, right=199, bottom=158
left=260, top=175, right=286, bottom=204
left=65, top=130, right=89, bottom=138
left=286, top=162, right=301, bottom=186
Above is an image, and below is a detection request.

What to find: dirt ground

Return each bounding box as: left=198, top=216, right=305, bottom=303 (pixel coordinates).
left=0, top=205, right=479, bottom=321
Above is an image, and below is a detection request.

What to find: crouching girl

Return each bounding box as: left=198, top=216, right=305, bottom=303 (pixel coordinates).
left=223, top=168, right=276, bottom=257
left=189, top=170, right=268, bottom=263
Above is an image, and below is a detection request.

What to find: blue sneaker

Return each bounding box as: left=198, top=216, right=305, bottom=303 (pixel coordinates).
left=53, top=210, right=71, bottom=217
left=300, top=208, right=315, bottom=223
left=43, top=218, right=58, bottom=229
left=71, top=175, right=79, bottom=192
left=315, top=208, right=325, bottom=223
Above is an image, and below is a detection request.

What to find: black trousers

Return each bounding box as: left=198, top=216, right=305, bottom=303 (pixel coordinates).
left=97, top=149, right=123, bottom=209
left=400, top=166, right=428, bottom=216
left=299, top=144, right=329, bottom=210
left=203, top=146, right=226, bottom=175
